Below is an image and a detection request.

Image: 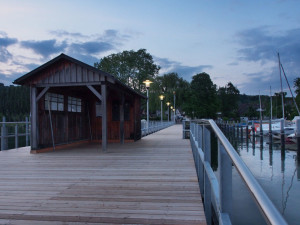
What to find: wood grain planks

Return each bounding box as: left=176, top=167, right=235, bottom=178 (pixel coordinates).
left=0, top=125, right=206, bottom=224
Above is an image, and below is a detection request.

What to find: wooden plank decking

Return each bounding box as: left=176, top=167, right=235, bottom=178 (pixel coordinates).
left=0, top=124, right=206, bottom=225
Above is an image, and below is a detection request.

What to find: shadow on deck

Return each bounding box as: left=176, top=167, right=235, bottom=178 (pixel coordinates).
left=0, top=124, right=206, bottom=225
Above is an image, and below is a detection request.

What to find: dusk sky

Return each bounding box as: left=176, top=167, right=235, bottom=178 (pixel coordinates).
left=0, top=0, right=300, bottom=95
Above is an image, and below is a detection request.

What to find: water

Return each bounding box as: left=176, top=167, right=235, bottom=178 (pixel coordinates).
left=218, top=131, right=300, bottom=225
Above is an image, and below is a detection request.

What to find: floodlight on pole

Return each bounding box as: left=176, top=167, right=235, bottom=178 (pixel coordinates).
left=166, top=102, right=170, bottom=122
left=159, top=95, right=164, bottom=124
left=143, top=80, right=153, bottom=134
left=173, top=91, right=176, bottom=123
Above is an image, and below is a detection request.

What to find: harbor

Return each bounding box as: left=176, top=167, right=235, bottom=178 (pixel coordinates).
left=219, top=122, right=300, bottom=225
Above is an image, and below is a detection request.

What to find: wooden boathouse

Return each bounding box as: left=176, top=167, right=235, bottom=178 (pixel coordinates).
left=14, top=53, right=145, bottom=152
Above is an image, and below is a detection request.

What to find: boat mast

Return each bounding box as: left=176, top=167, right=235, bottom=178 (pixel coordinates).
left=269, top=86, right=272, bottom=135
left=280, top=63, right=300, bottom=116
left=270, top=86, right=272, bottom=121
left=278, top=52, right=285, bottom=119
left=259, top=91, right=263, bottom=136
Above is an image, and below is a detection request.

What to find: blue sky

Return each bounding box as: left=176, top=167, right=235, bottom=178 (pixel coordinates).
left=0, top=0, right=300, bottom=95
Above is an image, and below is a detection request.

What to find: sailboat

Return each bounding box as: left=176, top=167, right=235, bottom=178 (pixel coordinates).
left=272, top=53, right=300, bottom=142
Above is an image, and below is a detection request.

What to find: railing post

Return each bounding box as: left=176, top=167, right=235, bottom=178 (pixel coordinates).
left=198, top=125, right=204, bottom=196
left=218, top=140, right=232, bottom=219
left=26, top=117, right=29, bottom=146
left=204, top=126, right=212, bottom=225
left=195, top=123, right=199, bottom=144
left=15, top=124, right=18, bottom=148
left=1, top=116, right=6, bottom=150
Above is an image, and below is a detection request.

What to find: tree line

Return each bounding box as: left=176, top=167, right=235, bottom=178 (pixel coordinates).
left=3, top=48, right=300, bottom=122
left=95, top=48, right=300, bottom=121
left=0, top=83, right=30, bottom=121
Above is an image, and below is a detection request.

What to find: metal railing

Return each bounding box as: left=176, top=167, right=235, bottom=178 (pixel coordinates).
left=0, top=117, right=30, bottom=150
left=141, top=120, right=174, bottom=137
left=189, top=119, right=287, bottom=225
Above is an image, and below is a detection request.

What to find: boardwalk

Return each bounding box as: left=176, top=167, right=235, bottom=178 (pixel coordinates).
left=0, top=124, right=206, bottom=225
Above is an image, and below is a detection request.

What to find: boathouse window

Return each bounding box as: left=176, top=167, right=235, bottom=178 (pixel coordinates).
left=68, top=96, right=82, bottom=112
left=112, top=101, right=120, bottom=121
left=96, top=101, right=102, bottom=117
left=45, top=93, right=64, bottom=111
left=124, top=101, right=130, bottom=121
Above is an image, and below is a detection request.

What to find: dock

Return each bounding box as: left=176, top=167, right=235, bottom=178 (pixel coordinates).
left=0, top=124, right=206, bottom=225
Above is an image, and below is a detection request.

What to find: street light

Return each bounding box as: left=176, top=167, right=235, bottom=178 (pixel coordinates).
left=170, top=106, right=173, bottom=122
left=166, top=102, right=170, bottom=122
left=159, top=95, right=164, bottom=124
left=143, top=80, right=153, bottom=134
left=173, top=91, right=176, bottom=123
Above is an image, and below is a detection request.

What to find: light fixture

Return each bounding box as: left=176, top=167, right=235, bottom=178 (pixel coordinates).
left=166, top=102, right=170, bottom=106
left=143, top=80, right=153, bottom=89
left=159, top=95, right=164, bottom=101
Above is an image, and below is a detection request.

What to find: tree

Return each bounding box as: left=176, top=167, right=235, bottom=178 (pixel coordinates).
left=294, top=78, right=300, bottom=110
left=218, top=82, right=240, bottom=119
left=94, top=49, right=160, bottom=92
left=187, top=72, right=219, bottom=119
left=147, top=73, right=190, bottom=120
left=0, top=84, right=30, bottom=121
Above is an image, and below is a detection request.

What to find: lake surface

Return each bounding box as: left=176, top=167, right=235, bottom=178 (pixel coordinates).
left=218, top=131, right=300, bottom=225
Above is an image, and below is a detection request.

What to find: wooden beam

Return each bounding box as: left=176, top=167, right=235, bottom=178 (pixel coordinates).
left=120, top=95, right=125, bottom=144
left=86, top=85, right=103, bottom=101
left=30, top=86, right=38, bottom=150
left=36, top=82, right=102, bottom=87
left=36, top=87, right=49, bottom=102
left=101, top=83, right=107, bottom=151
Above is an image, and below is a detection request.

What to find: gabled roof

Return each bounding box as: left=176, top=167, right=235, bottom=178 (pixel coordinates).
left=13, top=53, right=146, bottom=99
left=13, top=53, right=114, bottom=85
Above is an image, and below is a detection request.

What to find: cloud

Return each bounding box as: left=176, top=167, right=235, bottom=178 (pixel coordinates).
left=235, top=27, right=300, bottom=95
left=20, top=39, right=67, bottom=58
left=0, top=32, right=18, bottom=62
left=0, top=47, right=13, bottom=62
left=49, top=30, right=88, bottom=38
left=1, top=29, right=136, bottom=85
left=155, top=57, right=213, bottom=81
left=237, top=27, right=300, bottom=64
left=69, top=41, right=114, bottom=55
left=0, top=37, right=18, bottom=47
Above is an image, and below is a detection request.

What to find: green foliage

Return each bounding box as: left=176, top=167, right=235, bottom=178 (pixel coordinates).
left=148, top=73, right=190, bottom=119
left=0, top=84, right=30, bottom=121
left=94, top=49, right=160, bottom=92
left=187, top=73, right=219, bottom=119
left=218, top=82, right=240, bottom=119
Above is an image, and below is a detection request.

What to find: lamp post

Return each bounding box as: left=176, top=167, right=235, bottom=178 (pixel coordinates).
left=173, top=91, right=176, bottom=123
left=143, top=80, right=152, bottom=134
left=159, top=95, right=164, bottom=124
left=170, top=106, right=173, bottom=122
left=166, top=102, right=170, bottom=122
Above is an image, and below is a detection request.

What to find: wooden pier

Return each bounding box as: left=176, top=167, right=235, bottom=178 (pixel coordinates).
left=0, top=124, right=206, bottom=225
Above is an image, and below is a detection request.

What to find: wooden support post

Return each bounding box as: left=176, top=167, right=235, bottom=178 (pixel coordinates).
left=30, top=86, right=38, bottom=150
left=15, top=124, right=18, bottom=148
left=252, top=120, right=255, bottom=136
left=241, top=125, right=243, bottom=140
left=120, top=95, right=125, bottom=144
left=25, top=117, right=29, bottom=146
left=1, top=117, right=6, bottom=150
left=101, top=82, right=107, bottom=151
left=36, top=87, right=49, bottom=102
